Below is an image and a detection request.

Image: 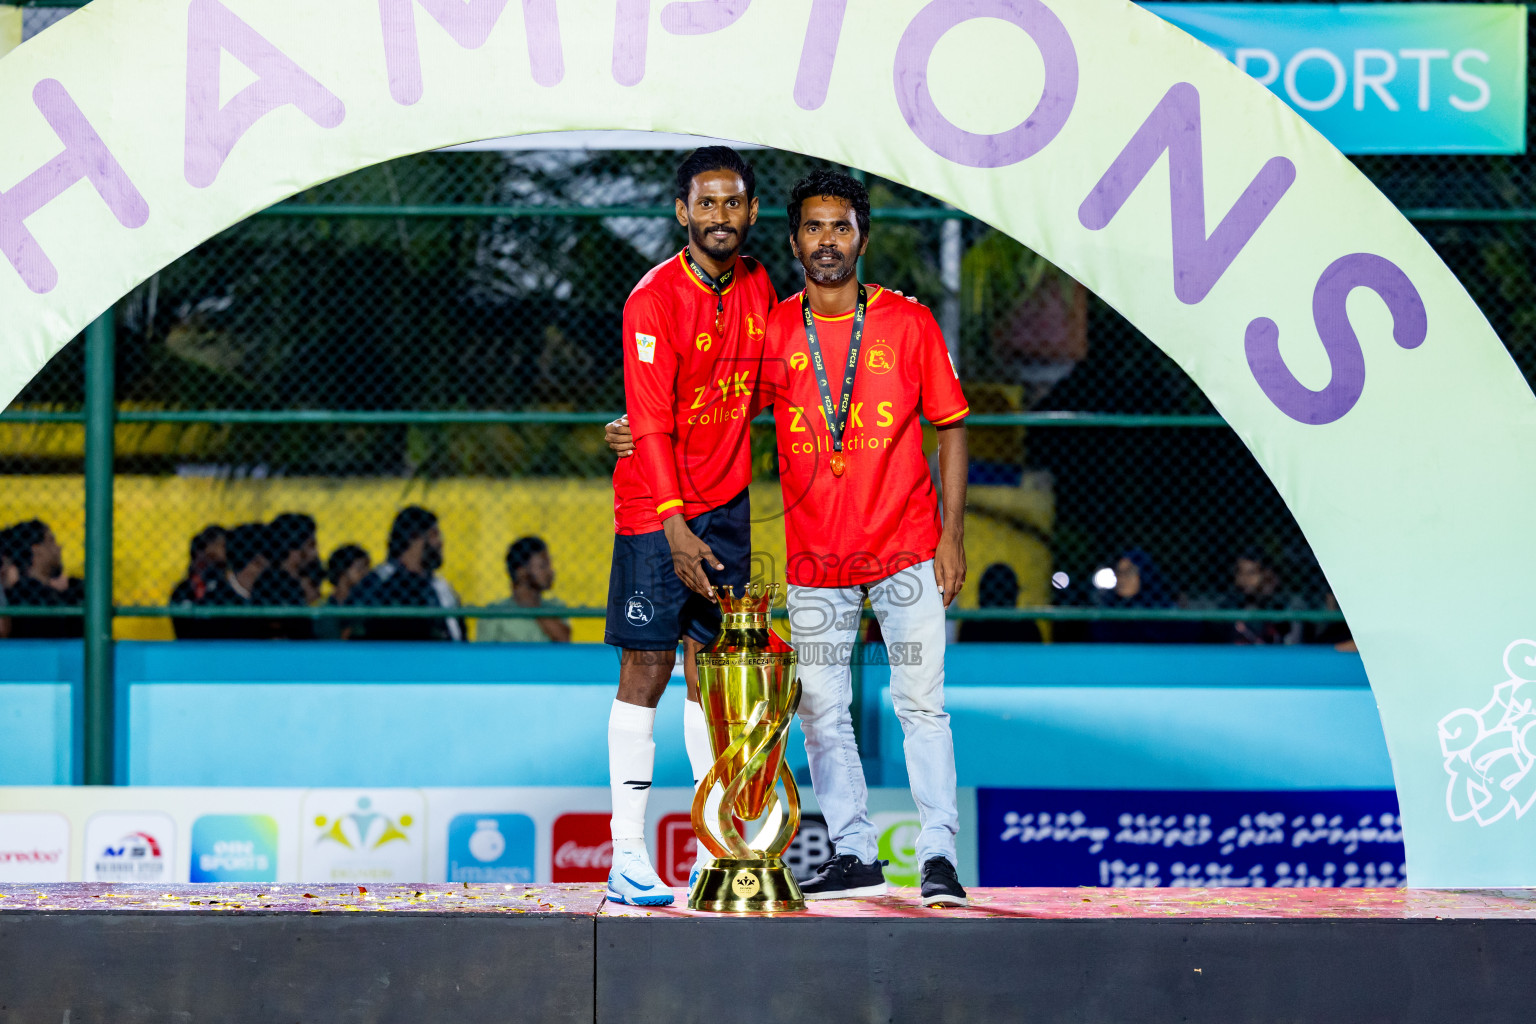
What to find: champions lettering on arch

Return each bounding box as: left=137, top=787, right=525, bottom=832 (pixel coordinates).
left=1, top=0, right=1425, bottom=429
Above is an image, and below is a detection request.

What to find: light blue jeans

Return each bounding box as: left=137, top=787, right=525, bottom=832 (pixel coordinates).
left=787, top=560, right=958, bottom=869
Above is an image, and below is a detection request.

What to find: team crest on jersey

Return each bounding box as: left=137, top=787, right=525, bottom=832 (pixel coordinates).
left=746, top=313, right=765, bottom=341
left=635, top=333, right=656, bottom=364
left=866, top=343, right=896, bottom=375
left=695, top=332, right=713, bottom=352
left=790, top=352, right=809, bottom=372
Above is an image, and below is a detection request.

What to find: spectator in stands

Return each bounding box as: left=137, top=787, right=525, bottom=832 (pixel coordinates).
left=477, top=536, right=571, bottom=643
left=169, top=525, right=227, bottom=639
left=252, top=513, right=322, bottom=639
left=347, top=506, right=463, bottom=641
left=1225, top=548, right=1300, bottom=645
left=3, top=519, right=85, bottom=639
left=1309, top=590, right=1357, bottom=653
left=959, top=563, right=1041, bottom=643
left=316, top=544, right=370, bottom=641
left=0, top=525, right=18, bottom=638
left=1090, top=548, right=1196, bottom=644
left=191, top=522, right=270, bottom=640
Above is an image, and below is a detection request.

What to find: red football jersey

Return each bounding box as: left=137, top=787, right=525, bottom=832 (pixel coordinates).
left=760, top=286, right=969, bottom=588
left=614, top=250, right=777, bottom=534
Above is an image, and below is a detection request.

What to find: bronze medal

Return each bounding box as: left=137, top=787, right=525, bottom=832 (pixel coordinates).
left=830, top=452, right=846, bottom=477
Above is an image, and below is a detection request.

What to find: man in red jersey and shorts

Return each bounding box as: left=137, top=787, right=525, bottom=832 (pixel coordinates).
left=603, top=147, right=778, bottom=906
left=757, top=170, right=971, bottom=907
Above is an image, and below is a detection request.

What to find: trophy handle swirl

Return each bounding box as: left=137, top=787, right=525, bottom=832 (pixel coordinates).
left=691, top=683, right=803, bottom=860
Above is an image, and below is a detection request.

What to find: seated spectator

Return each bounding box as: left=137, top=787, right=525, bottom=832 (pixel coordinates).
left=252, top=513, right=322, bottom=640
left=316, top=544, right=370, bottom=641
left=170, top=525, right=227, bottom=639
left=959, top=563, right=1041, bottom=643
left=3, top=519, right=85, bottom=639
left=1224, top=548, right=1300, bottom=645
left=477, top=536, right=571, bottom=643
left=1090, top=548, right=1198, bottom=644
left=1308, top=590, right=1356, bottom=653
left=348, top=506, right=463, bottom=641
left=0, top=525, right=18, bottom=638
left=190, top=522, right=270, bottom=640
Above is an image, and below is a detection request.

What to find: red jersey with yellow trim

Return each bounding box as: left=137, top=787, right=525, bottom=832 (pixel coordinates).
left=614, top=250, right=777, bottom=534
left=760, top=286, right=969, bottom=588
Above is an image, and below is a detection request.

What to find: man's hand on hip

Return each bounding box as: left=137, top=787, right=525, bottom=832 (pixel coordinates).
left=663, top=514, right=722, bottom=599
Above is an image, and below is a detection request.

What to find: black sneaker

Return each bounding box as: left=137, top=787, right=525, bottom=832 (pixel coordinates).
left=799, top=854, right=888, bottom=900
left=920, top=857, right=968, bottom=908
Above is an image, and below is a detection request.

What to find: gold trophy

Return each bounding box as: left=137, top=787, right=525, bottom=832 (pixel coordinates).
left=688, top=583, right=805, bottom=912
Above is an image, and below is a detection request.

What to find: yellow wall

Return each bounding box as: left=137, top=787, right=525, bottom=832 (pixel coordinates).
left=1, top=476, right=1052, bottom=641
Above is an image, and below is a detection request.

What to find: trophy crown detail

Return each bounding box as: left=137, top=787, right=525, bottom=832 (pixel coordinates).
left=712, top=582, right=781, bottom=615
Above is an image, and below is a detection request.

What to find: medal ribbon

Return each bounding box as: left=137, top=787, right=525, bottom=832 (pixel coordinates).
left=800, top=285, right=868, bottom=454
left=684, top=248, right=734, bottom=335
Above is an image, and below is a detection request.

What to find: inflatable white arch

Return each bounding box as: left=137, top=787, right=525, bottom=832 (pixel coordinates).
left=3, top=0, right=1535, bottom=885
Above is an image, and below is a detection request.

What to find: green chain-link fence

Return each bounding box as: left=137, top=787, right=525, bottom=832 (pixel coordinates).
left=4, top=0, right=1534, bottom=644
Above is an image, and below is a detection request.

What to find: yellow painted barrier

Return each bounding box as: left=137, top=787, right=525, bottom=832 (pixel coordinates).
left=0, top=476, right=1051, bottom=642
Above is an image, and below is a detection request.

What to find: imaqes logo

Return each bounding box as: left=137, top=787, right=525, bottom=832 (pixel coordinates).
left=447, top=813, right=534, bottom=883
left=300, top=791, right=424, bottom=883
left=0, top=813, right=69, bottom=883
left=85, top=812, right=175, bottom=883
left=191, top=814, right=278, bottom=883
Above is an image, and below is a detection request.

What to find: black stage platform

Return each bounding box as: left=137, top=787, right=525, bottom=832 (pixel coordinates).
left=3, top=884, right=1535, bottom=1022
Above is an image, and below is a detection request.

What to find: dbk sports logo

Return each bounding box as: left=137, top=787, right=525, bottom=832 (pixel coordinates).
left=551, top=813, right=612, bottom=882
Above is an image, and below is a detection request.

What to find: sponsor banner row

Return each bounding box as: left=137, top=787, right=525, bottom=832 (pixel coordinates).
left=0, top=787, right=978, bottom=887
left=4, top=787, right=1404, bottom=887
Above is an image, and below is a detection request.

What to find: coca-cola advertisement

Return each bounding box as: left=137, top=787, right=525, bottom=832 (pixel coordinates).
left=551, top=812, right=613, bottom=882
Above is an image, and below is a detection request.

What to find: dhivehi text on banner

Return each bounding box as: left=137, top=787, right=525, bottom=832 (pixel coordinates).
left=1143, top=3, right=1528, bottom=153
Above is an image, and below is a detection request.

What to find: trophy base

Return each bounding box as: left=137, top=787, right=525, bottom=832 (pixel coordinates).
left=688, top=857, right=805, bottom=913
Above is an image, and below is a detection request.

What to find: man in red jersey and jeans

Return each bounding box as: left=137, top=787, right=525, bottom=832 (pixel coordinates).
left=602, top=147, right=778, bottom=906
left=758, top=170, right=970, bottom=907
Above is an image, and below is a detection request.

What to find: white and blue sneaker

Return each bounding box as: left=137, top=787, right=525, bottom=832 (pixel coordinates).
left=688, top=853, right=713, bottom=894
left=606, top=843, right=674, bottom=907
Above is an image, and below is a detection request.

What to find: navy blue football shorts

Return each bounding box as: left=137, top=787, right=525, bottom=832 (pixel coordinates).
left=604, top=488, right=751, bottom=650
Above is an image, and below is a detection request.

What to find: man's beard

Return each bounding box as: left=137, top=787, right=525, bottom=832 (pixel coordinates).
left=423, top=544, right=444, bottom=573
left=688, top=218, right=746, bottom=264
left=800, top=246, right=856, bottom=286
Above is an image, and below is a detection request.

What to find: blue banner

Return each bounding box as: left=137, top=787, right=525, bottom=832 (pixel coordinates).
left=978, top=788, right=1405, bottom=887
left=1143, top=4, right=1528, bottom=153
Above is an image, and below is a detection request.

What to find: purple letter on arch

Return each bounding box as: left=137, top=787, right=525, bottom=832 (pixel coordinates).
left=1245, top=253, right=1427, bottom=426
left=894, top=0, right=1078, bottom=168
left=381, top=0, right=564, bottom=105
left=184, top=0, right=346, bottom=189
left=1079, top=82, right=1296, bottom=306
left=0, top=79, right=149, bottom=295
left=614, top=0, right=749, bottom=87
left=794, top=0, right=847, bottom=111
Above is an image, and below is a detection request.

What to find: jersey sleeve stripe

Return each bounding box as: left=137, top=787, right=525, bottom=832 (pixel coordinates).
left=656, top=499, right=685, bottom=515
left=931, top=406, right=970, bottom=425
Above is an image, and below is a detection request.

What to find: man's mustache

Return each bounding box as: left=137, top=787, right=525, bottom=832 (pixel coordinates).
left=811, top=247, right=843, bottom=261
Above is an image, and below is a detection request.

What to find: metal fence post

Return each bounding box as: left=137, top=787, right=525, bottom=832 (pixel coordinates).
left=83, top=310, right=116, bottom=785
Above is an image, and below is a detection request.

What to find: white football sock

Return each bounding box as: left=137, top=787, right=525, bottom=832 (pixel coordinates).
left=685, top=698, right=720, bottom=870
left=684, top=698, right=714, bottom=784
left=609, top=699, right=656, bottom=843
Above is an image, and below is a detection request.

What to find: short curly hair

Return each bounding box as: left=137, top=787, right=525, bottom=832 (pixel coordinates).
left=675, top=147, right=756, bottom=205
left=787, top=169, right=870, bottom=240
